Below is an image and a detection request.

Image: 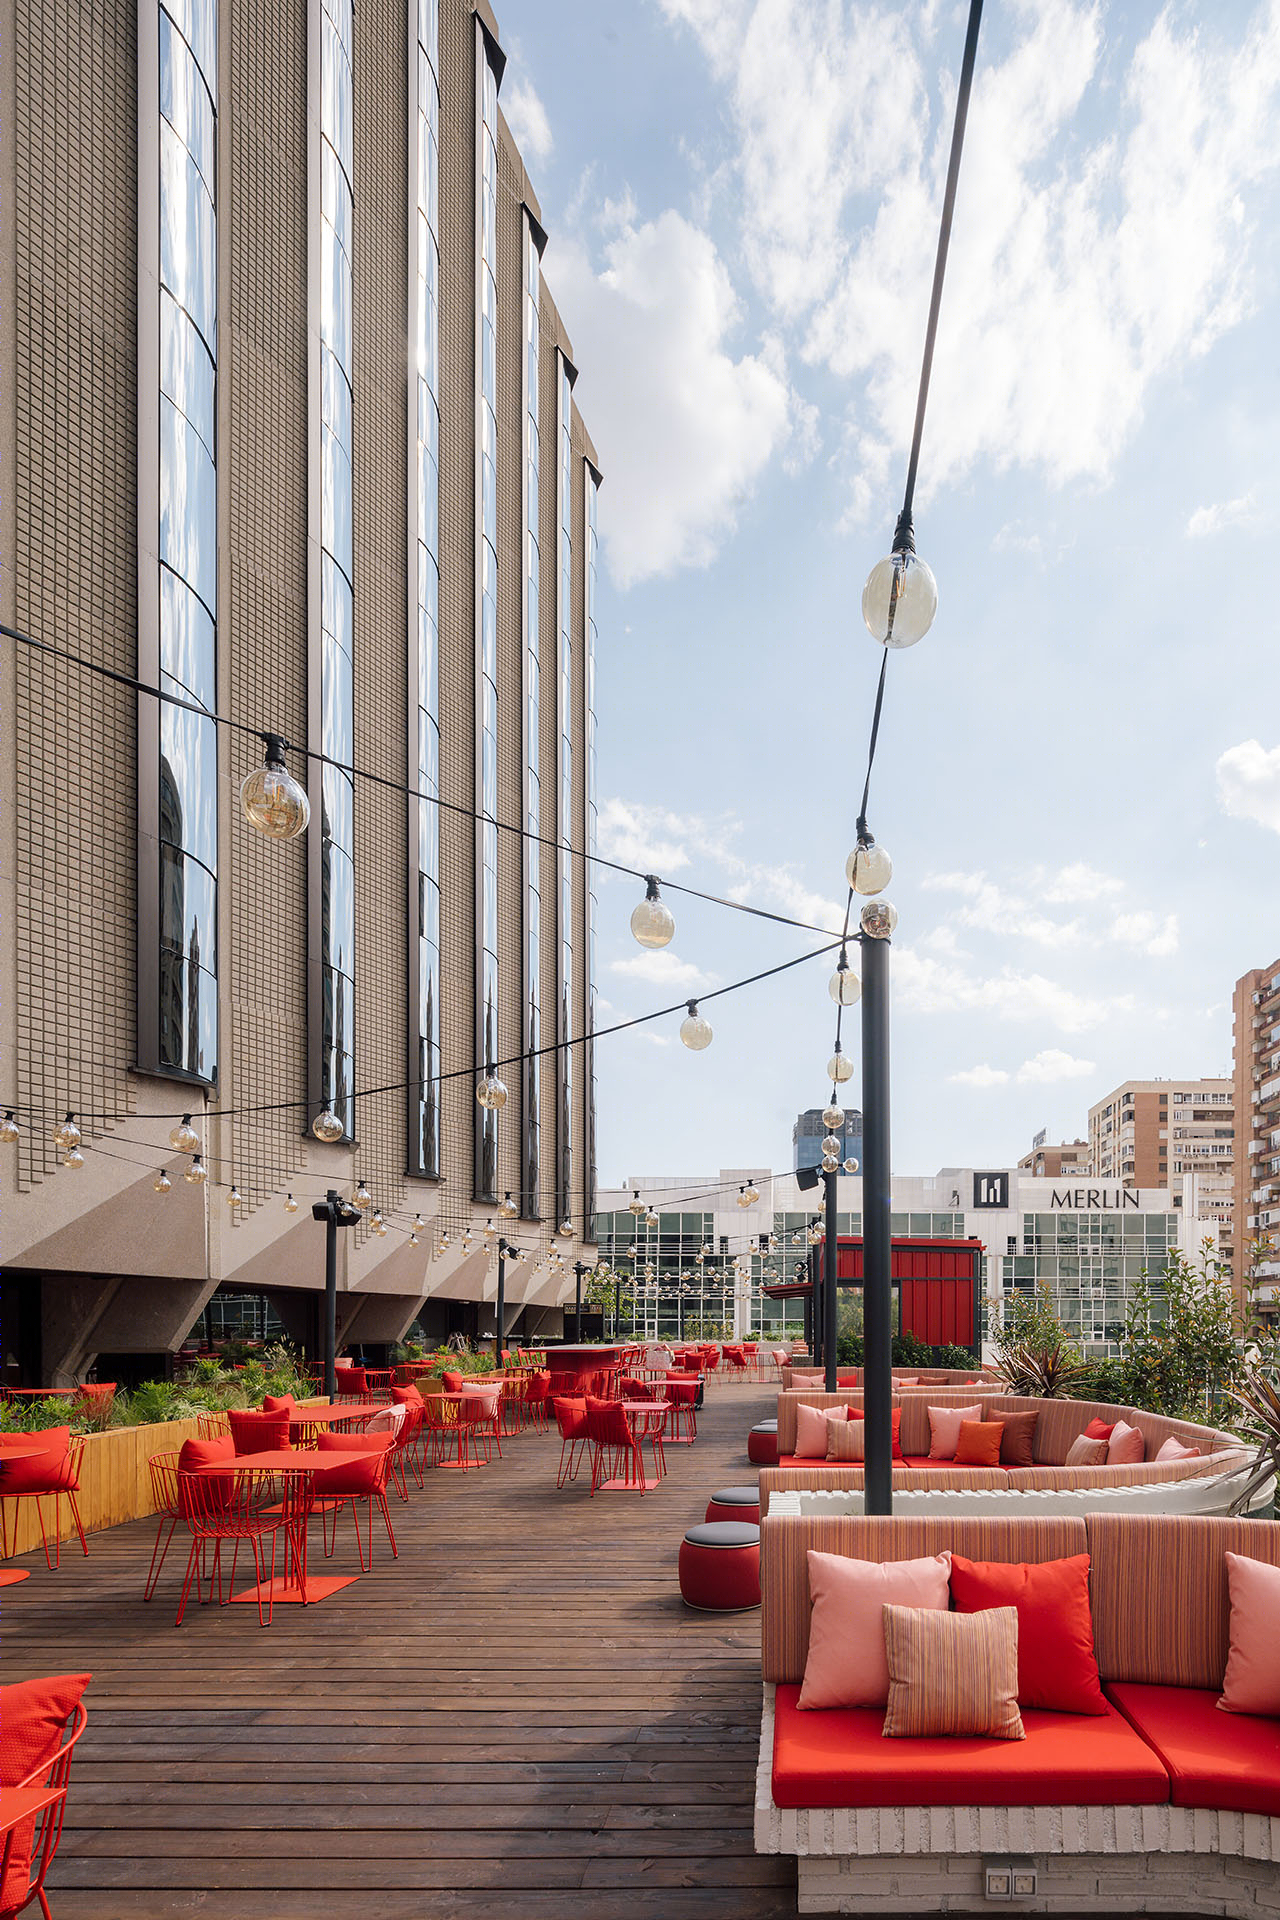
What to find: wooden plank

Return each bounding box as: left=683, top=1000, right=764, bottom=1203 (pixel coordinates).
left=4, top=1378, right=797, bottom=1919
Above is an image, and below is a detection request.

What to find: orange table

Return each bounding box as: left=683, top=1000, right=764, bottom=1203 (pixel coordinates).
left=190, top=1448, right=385, bottom=1607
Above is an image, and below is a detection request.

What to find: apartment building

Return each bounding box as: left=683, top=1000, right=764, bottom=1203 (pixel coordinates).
left=1087, top=1079, right=1234, bottom=1265
left=0, top=0, right=602, bottom=1382
left=1233, top=959, right=1280, bottom=1303
left=1017, top=1136, right=1090, bottom=1179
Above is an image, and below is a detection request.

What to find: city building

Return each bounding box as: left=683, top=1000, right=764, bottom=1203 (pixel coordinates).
left=1233, top=958, right=1280, bottom=1311
left=0, top=0, right=602, bottom=1382
left=595, top=1164, right=1214, bottom=1356
left=792, top=1107, right=863, bottom=1173
left=1017, top=1133, right=1090, bottom=1179
left=1087, top=1078, right=1234, bottom=1256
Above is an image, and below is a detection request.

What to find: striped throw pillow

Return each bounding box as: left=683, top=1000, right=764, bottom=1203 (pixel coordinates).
left=826, top=1417, right=866, bottom=1461
left=882, top=1604, right=1025, bottom=1740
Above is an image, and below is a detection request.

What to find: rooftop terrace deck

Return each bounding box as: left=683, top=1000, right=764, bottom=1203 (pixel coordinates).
left=4, top=1379, right=796, bottom=1918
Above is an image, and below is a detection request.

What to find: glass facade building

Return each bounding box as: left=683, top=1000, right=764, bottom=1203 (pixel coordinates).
left=584, top=467, right=600, bottom=1235
left=474, top=23, right=501, bottom=1200
left=555, top=354, right=574, bottom=1228
left=521, top=216, right=542, bottom=1218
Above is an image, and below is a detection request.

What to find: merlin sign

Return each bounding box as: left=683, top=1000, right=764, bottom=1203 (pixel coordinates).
left=1050, top=1187, right=1141, bottom=1210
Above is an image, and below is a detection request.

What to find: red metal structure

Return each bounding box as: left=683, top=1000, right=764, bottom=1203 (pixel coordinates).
left=764, top=1237, right=985, bottom=1356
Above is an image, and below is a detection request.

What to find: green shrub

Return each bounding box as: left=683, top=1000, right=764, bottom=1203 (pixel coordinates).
left=835, top=1332, right=864, bottom=1365
left=0, top=1397, right=80, bottom=1432
left=928, top=1343, right=979, bottom=1370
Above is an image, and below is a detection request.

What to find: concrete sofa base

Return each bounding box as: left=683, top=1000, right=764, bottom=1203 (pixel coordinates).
left=755, top=1685, right=1280, bottom=1915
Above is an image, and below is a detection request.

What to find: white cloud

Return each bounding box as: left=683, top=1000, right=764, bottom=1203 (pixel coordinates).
left=949, top=1063, right=1010, bottom=1087
left=664, top=0, right=1280, bottom=513
left=598, top=795, right=844, bottom=930
left=1111, top=910, right=1179, bottom=957
left=597, top=796, right=699, bottom=873
left=1186, top=491, right=1257, bottom=537
left=1038, top=863, right=1125, bottom=905
left=548, top=209, right=798, bottom=585
left=502, top=76, right=553, bottom=164
left=895, top=948, right=1130, bottom=1032
left=1217, top=739, right=1280, bottom=833
left=1016, top=1048, right=1096, bottom=1084
left=609, top=950, right=717, bottom=993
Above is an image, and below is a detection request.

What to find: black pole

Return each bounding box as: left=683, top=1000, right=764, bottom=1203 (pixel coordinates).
left=323, top=1190, right=339, bottom=1402
left=496, top=1241, right=507, bottom=1357
left=809, top=1244, right=822, bottom=1369
left=823, top=1169, right=839, bottom=1391
left=861, top=933, right=893, bottom=1514
left=613, top=1277, right=620, bottom=1335
left=573, top=1260, right=587, bottom=1341
left=802, top=1278, right=812, bottom=1354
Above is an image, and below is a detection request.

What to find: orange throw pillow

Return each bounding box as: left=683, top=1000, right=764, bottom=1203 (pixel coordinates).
left=953, top=1419, right=1004, bottom=1467
left=1084, top=1416, right=1116, bottom=1441
left=881, top=1604, right=1024, bottom=1740
left=949, top=1552, right=1106, bottom=1714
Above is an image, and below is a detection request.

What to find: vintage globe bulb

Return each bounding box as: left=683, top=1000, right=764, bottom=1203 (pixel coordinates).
left=476, top=1070, right=507, bottom=1111
left=499, top=1192, right=517, bottom=1218
left=679, top=1001, right=713, bottom=1051
left=822, top=1153, right=839, bottom=1173
left=559, top=1218, right=573, bottom=1236
left=53, top=1112, right=82, bottom=1153
left=630, top=875, right=675, bottom=950
left=168, top=1114, right=199, bottom=1154
left=860, top=898, right=898, bottom=939
left=822, top=1103, right=844, bottom=1132
left=312, top=1108, right=345, bottom=1143
left=822, top=1133, right=842, bottom=1157
left=808, top=1224, right=822, bottom=1244
left=0, top=1111, right=19, bottom=1145
left=185, top=1154, right=207, bottom=1185
left=372, top=1211, right=387, bottom=1236
left=412, top=1213, right=426, bottom=1232
left=829, top=962, right=861, bottom=1006
left=227, top=1185, right=242, bottom=1208
left=843, top=1157, right=860, bottom=1175
left=861, top=548, right=937, bottom=649
left=154, top=1168, right=172, bottom=1194
left=240, top=735, right=310, bottom=840
left=410, top=1232, right=420, bottom=1247
left=846, top=840, right=892, bottom=895
left=827, top=1047, right=854, bottom=1084
left=352, top=1179, right=372, bottom=1210
left=284, top=1193, right=299, bottom=1213
left=61, top=1145, right=85, bottom=1170
left=627, top=1191, right=644, bottom=1216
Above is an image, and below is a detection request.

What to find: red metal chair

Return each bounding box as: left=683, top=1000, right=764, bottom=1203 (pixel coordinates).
left=460, top=1387, right=502, bottom=1463
left=662, top=1374, right=699, bottom=1442
left=722, top=1345, right=750, bottom=1382
left=0, top=1683, right=89, bottom=1920
left=389, top=1386, right=427, bottom=1490
left=174, top=1464, right=286, bottom=1628
left=196, top=1410, right=230, bottom=1439
left=307, top=1431, right=397, bottom=1572
left=72, top=1382, right=116, bottom=1429
left=523, top=1369, right=552, bottom=1433
left=144, top=1451, right=184, bottom=1602
left=551, top=1397, right=589, bottom=1488
left=0, top=1430, right=87, bottom=1571
left=584, top=1400, right=647, bottom=1495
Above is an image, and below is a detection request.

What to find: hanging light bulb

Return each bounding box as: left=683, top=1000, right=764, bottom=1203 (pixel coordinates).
left=0, top=1111, right=19, bottom=1144
left=168, top=1113, right=199, bottom=1154
left=440, top=1231, right=451, bottom=1249
left=413, top=1213, right=426, bottom=1232
left=860, top=898, right=898, bottom=939
left=630, top=874, right=675, bottom=950
left=53, top=1112, right=81, bottom=1153
left=410, top=1232, right=420, bottom=1247
left=679, top=1000, right=713, bottom=1050
left=227, top=1185, right=242, bottom=1208
left=312, top=1109, right=345, bottom=1143
left=483, top=1218, right=496, bottom=1242
left=822, top=1153, right=839, bottom=1173
left=185, top=1154, right=207, bottom=1184
left=154, top=1167, right=172, bottom=1193
left=284, top=1193, right=299, bottom=1213
left=846, top=839, right=892, bottom=895
left=808, top=1222, right=823, bottom=1245
left=352, top=1179, right=372, bottom=1210
left=829, top=950, right=862, bottom=1005
left=61, top=1144, right=85, bottom=1170
left=372, top=1210, right=387, bottom=1237
left=239, top=733, right=311, bottom=840
left=695, top=1249, right=705, bottom=1265
left=843, top=1157, right=860, bottom=1175
left=736, top=1185, right=750, bottom=1209
left=822, top=1103, right=844, bottom=1132
left=827, top=1045, right=854, bottom=1085
left=822, top=1133, right=843, bottom=1157
left=861, top=545, right=937, bottom=649
left=644, top=1207, right=659, bottom=1228
left=461, top=1232, right=474, bottom=1252
left=476, top=1068, right=508, bottom=1111
left=628, top=1190, right=645, bottom=1216
left=559, top=1217, right=573, bottom=1236
left=499, top=1192, right=517, bottom=1219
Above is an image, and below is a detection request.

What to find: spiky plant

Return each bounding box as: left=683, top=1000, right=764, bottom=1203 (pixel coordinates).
left=1224, top=1360, right=1280, bottom=1515
left=994, top=1341, right=1093, bottom=1399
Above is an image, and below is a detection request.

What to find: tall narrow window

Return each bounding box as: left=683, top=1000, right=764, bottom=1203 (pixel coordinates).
left=310, top=0, right=356, bottom=1137
left=521, top=216, right=542, bottom=1218
left=555, top=354, right=574, bottom=1227
left=584, top=464, right=600, bottom=1234
left=408, top=0, right=441, bottom=1176
left=474, top=22, right=500, bottom=1199
left=141, top=0, right=219, bottom=1082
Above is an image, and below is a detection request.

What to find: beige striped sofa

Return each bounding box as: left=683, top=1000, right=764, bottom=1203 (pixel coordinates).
left=778, top=1364, right=992, bottom=1394
left=756, top=1510, right=1280, bottom=1914
left=763, top=1392, right=1250, bottom=1513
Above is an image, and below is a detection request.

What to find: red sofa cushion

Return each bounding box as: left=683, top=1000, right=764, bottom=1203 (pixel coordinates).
left=898, top=1455, right=1008, bottom=1472
left=949, top=1553, right=1106, bottom=1715
left=1084, top=1417, right=1116, bottom=1441
left=0, top=1426, right=76, bottom=1496
left=1108, top=1682, right=1280, bottom=1818
left=770, top=1684, right=1169, bottom=1809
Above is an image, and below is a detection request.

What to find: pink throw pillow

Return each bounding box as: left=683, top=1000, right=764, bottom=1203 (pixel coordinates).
left=1220, top=1553, right=1280, bottom=1716
left=1155, top=1435, right=1201, bottom=1462
left=1064, top=1434, right=1109, bottom=1467
left=894, top=1376, right=918, bottom=1386
left=797, top=1550, right=951, bottom=1710
left=794, top=1402, right=846, bottom=1459
left=926, top=1402, right=983, bottom=1461
left=1106, top=1419, right=1145, bottom=1465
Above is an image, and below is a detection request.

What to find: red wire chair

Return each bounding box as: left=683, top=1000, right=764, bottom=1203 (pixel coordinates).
left=662, top=1374, right=699, bottom=1442
left=1, top=1697, right=89, bottom=1920
left=460, top=1388, right=502, bottom=1463
left=551, top=1397, right=589, bottom=1488
left=173, top=1466, right=285, bottom=1628
left=307, top=1433, right=397, bottom=1572
left=144, top=1451, right=184, bottom=1602
left=584, top=1401, right=647, bottom=1495
left=0, top=1436, right=87, bottom=1571
left=522, top=1369, right=552, bottom=1433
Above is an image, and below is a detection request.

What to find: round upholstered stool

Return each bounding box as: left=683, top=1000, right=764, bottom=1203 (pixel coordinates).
left=705, top=1485, right=760, bottom=1526
left=678, top=1521, right=760, bottom=1612
left=747, top=1420, right=778, bottom=1466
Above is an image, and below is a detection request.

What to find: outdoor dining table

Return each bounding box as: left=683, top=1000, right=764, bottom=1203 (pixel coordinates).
left=285, top=1406, right=373, bottom=1442
left=188, top=1446, right=385, bottom=1607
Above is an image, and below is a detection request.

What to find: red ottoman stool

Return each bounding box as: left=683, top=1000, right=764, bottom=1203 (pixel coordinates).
left=678, top=1521, right=760, bottom=1611
left=705, top=1485, right=760, bottom=1526
left=747, top=1420, right=777, bottom=1466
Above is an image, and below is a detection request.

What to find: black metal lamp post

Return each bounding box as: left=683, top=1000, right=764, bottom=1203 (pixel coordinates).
left=573, top=1259, right=589, bottom=1341
left=311, top=1189, right=361, bottom=1401
left=823, top=1167, right=839, bottom=1392
left=496, top=1239, right=518, bottom=1357
left=860, top=931, right=893, bottom=1514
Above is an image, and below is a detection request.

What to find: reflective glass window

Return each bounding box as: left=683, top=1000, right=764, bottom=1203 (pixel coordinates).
left=159, top=570, right=216, bottom=712
left=160, top=293, right=215, bottom=458
left=159, top=120, right=216, bottom=351
left=159, top=11, right=214, bottom=190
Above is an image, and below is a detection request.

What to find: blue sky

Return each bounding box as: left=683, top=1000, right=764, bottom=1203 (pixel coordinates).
left=498, top=0, right=1280, bottom=1185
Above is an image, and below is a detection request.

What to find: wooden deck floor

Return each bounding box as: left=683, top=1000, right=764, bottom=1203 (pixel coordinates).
left=5, top=1379, right=796, bottom=1919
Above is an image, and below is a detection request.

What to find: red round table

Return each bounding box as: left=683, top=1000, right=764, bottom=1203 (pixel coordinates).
left=541, top=1345, right=625, bottom=1387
